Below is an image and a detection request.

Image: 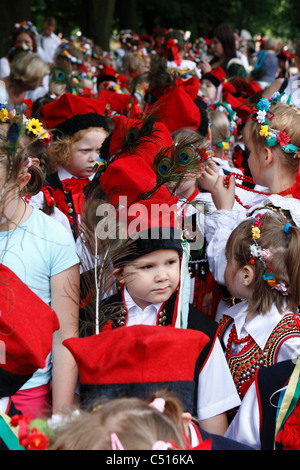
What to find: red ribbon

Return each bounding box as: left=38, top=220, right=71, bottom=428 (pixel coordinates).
left=41, top=187, right=55, bottom=207
left=165, top=39, right=181, bottom=66
left=61, top=177, right=90, bottom=215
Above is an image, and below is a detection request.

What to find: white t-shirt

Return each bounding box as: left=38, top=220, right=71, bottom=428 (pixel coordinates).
left=38, top=33, right=61, bottom=64
left=0, top=207, right=79, bottom=389
left=123, top=287, right=241, bottom=420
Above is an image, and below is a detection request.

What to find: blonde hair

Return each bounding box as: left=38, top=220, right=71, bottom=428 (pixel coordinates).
left=243, top=101, right=300, bottom=175
left=49, top=395, right=187, bottom=450
left=226, top=213, right=300, bottom=316
left=49, top=126, right=108, bottom=168
left=209, top=110, right=231, bottom=144
left=10, top=52, right=49, bottom=88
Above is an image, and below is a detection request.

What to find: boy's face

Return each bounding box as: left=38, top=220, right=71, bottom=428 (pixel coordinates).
left=116, top=249, right=180, bottom=310
left=64, top=128, right=108, bottom=178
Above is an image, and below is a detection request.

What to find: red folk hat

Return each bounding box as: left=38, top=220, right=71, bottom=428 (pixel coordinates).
left=63, top=324, right=209, bottom=411
left=99, top=114, right=175, bottom=205
left=97, top=90, right=141, bottom=118
left=201, top=66, right=227, bottom=88
left=0, top=265, right=60, bottom=397
left=39, top=93, right=109, bottom=137
left=146, top=77, right=202, bottom=134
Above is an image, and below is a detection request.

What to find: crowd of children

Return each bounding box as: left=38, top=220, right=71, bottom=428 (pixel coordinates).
left=0, top=18, right=300, bottom=451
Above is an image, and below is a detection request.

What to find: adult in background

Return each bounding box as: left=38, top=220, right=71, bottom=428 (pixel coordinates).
left=199, top=23, right=246, bottom=79
left=38, top=17, right=62, bottom=65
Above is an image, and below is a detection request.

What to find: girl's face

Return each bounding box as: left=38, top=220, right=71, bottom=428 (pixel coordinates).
left=64, top=128, right=108, bottom=178
left=15, top=32, right=33, bottom=50
left=224, top=259, right=248, bottom=300
left=210, top=37, right=225, bottom=61
left=116, top=249, right=180, bottom=310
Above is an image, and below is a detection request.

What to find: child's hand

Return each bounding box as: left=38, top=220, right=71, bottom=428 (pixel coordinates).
left=198, top=163, right=218, bottom=192
left=210, top=174, right=236, bottom=210
left=199, top=58, right=212, bottom=75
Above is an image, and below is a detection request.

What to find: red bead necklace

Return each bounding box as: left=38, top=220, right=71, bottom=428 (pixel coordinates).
left=225, top=173, right=293, bottom=209
left=226, top=324, right=253, bottom=361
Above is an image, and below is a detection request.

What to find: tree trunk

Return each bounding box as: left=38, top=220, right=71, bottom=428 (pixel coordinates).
left=81, top=0, right=116, bottom=50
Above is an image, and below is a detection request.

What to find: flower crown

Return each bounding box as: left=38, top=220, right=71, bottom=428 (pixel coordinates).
left=249, top=214, right=291, bottom=295
left=0, top=104, right=52, bottom=146
left=13, top=21, right=38, bottom=36
left=252, top=94, right=300, bottom=155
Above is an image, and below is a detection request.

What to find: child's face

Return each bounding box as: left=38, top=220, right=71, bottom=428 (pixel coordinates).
left=201, top=80, right=217, bottom=101
left=64, top=128, right=108, bottom=178
left=224, top=258, right=253, bottom=301
left=117, top=249, right=180, bottom=310
left=15, top=32, right=33, bottom=50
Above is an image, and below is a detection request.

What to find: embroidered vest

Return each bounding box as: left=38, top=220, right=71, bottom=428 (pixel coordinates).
left=218, top=313, right=300, bottom=400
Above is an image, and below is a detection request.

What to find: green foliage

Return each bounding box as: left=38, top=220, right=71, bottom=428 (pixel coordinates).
left=30, top=0, right=300, bottom=45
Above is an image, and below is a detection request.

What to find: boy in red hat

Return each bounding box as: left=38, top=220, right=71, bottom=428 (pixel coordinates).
left=40, top=93, right=111, bottom=240
left=80, top=189, right=241, bottom=436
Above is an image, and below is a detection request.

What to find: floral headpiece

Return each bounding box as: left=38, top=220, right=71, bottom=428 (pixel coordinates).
left=252, top=94, right=300, bottom=155
left=0, top=104, right=51, bottom=147
left=13, top=21, right=38, bottom=36
left=249, top=214, right=290, bottom=295
left=57, top=39, right=83, bottom=65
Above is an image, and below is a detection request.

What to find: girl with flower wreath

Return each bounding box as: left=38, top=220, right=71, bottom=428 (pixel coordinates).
left=219, top=213, right=300, bottom=449
left=0, top=115, right=80, bottom=420
left=199, top=94, right=300, bottom=320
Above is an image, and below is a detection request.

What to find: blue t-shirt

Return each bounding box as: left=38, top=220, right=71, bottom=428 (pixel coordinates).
left=0, top=207, right=79, bottom=388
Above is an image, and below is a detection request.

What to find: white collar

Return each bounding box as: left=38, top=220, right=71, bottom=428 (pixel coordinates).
left=123, top=287, right=162, bottom=316
left=225, top=300, right=288, bottom=350
left=58, top=168, right=93, bottom=181
left=249, top=194, right=300, bottom=227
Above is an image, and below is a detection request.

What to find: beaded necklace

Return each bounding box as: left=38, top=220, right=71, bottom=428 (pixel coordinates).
left=224, top=172, right=295, bottom=209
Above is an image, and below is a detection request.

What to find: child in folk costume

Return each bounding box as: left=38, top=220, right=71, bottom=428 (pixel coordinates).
left=226, top=355, right=300, bottom=450
left=39, top=93, right=110, bottom=240
left=63, top=325, right=251, bottom=449
left=218, top=213, right=300, bottom=404
left=167, top=127, right=220, bottom=318
left=219, top=214, right=300, bottom=448
left=0, top=265, right=59, bottom=449
left=79, top=178, right=240, bottom=436
left=0, top=117, right=80, bottom=418
left=198, top=96, right=300, bottom=314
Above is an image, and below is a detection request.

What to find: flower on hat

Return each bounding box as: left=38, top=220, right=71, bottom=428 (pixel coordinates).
left=277, top=131, right=291, bottom=146
left=260, top=125, right=271, bottom=138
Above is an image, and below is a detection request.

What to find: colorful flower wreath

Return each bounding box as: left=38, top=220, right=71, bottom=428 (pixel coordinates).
left=249, top=214, right=291, bottom=295
left=252, top=94, right=300, bottom=155
left=13, top=21, right=38, bottom=36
